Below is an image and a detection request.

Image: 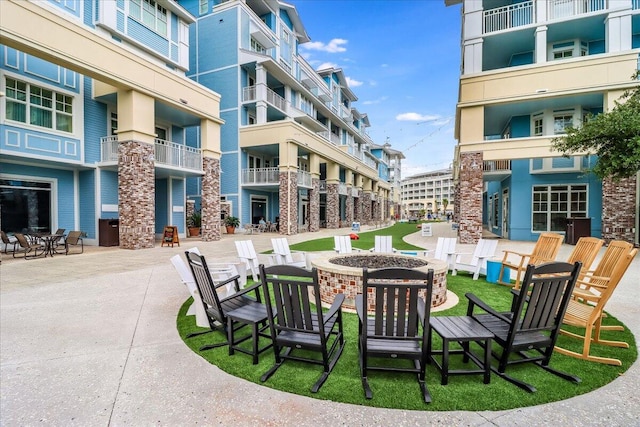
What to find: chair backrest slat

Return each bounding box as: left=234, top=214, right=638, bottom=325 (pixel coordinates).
left=515, top=262, right=581, bottom=334
left=261, top=265, right=321, bottom=334
left=374, top=235, right=393, bottom=253
left=363, top=268, right=433, bottom=339
left=530, top=233, right=564, bottom=263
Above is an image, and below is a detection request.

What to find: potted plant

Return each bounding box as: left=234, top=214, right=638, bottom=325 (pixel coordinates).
left=187, top=211, right=201, bottom=237
left=224, top=216, right=240, bottom=234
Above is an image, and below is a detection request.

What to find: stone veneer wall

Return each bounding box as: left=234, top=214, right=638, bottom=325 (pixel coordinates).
left=118, top=141, right=155, bottom=249
left=602, top=175, right=638, bottom=244
left=279, top=171, right=298, bottom=235
left=361, top=192, right=372, bottom=225
left=346, top=193, right=354, bottom=224
left=201, top=157, right=221, bottom=241
left=309, top=178, right=320, bottom=232
left=458, top=152, right=483, bottom=244
left=186, top=200, right=195, bottom=223
left=373, top=199, right=381, bottom=222
left=326, top=183, right=339, bottom=229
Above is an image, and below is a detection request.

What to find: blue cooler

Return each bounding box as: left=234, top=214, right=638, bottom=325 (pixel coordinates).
left=486, top=260, right=510, bottom=284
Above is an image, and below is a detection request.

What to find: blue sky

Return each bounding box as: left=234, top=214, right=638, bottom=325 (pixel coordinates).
left=292, top=0, right=463, bottom=178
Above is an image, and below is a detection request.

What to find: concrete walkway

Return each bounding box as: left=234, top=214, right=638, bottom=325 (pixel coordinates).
left=1, top=222, right=639, bottom=426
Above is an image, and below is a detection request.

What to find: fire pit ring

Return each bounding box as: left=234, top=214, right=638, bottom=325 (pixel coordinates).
left=312, top=252, right=448, bottom=312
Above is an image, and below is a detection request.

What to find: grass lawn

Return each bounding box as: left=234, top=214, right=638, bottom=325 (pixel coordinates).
left=177, top=224, right=637, bottom=410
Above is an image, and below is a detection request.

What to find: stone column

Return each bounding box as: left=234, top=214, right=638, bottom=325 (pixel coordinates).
left=458, top=152, right=483, bottom=244
left=200, top=118, right=222, bottom=241
left=361, top=192, right=372, bottom=225
left=309, top=177, right=320, bottom=232
left=346, top=188, right=354, bottom=225
left=117, top=89, right=155, bottom=249
left=326, top=183, right=339, bottom=229
left=279, top=170, right=298, bottom=235
left=602, top=174, right=638, bottom=244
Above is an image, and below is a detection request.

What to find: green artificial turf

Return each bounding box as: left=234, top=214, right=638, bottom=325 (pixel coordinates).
left=177, top=273, right=637, bottom=411
left=176, top=223, right=637, bottom=410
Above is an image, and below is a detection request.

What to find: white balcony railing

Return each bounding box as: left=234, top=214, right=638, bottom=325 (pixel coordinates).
left=483, top=160, right=511, bottom=172
left=484, top=0, right=534, bottom=33
left=297, top=170, right=312, bottom=188
left=266, top=87, right=287, bottom=111
left=242, top=85, right=287, bottom=112
left=100, top=136, right=202, bottom=171
left=241, top=167, right=280, bottom=185
left=548, top=0, right=606, bottom=19
left=100, top=135, right=118, bottom=162
left=155, top=138, right=202, bottom=170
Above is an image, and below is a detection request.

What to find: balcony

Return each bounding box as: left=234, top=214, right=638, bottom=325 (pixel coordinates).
left=242, top=85, right=287, bottom=112
left=483, top=0, right=607, bottom=34
left=100, top=136, right=202, bottom=171
left=297, top=170, right=312, bottom=188
left=547, top=0, right=606, bottom=20
left=483, top=160, right=512, bottom=181
left=242, top=167, right=280, bottom=186
left=484, top=1, right=534, bottom=33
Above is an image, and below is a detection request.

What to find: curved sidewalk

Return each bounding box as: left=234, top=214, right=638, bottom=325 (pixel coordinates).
left=1, top=223, right=638, bottom=426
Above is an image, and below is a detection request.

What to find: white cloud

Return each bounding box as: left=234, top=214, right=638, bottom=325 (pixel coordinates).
left=396, top=113, right=442, bottom=122
left=362, top=96, right=388, bottom=105
left=381, top=63, right=389, bottom=68
left=316, top=62, right=338, bottom=71
left=346, top=76, right=363, bottom=87
left=302, top=38, right=348, bottom=53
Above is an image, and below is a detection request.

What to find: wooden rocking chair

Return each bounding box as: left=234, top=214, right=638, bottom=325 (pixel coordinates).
left=555, top=243, right=637, bottom=366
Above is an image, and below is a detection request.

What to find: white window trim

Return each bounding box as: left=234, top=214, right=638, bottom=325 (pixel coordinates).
left=531, top=183, right=588, bottom=233
left=2, top=72, right=78, bottom=138
left=0, top=173, right=59, bottom=232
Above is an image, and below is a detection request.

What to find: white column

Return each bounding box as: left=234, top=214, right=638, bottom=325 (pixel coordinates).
left=535, top=26, right=548, bottom=64
left=256, top=64, right=267, bottom=124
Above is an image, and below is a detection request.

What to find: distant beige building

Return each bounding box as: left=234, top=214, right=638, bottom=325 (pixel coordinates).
left=401, top=169, right=454, bottom=219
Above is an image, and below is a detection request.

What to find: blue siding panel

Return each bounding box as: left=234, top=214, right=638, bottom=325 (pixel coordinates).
left=220, top=110, right=239, bottom=152
left=79, top=169, right=97, bottom=239
left=172, top=178, right=186, bottom=232
left=127, top=18, right=170, bottom=57
left=83, top=77, right=107, bottom=164
left=510, top=115, right=530, bottom=138
left=155, top=179, right=169, bottom=233
left=197, top=9, right=238, bottom=71
left=220, top=153, right=239, bottom=195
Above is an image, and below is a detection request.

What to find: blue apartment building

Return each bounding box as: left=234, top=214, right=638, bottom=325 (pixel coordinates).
left=447, top=0, right=640, bottom=244
left=0, top=0, right=399, bottom=247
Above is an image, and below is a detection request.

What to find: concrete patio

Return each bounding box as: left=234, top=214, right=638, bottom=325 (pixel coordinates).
left=1, top=222, right=638, bottom=426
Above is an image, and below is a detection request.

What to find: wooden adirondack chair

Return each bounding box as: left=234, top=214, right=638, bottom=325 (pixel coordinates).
left=334, top=235, right=361, bottom=254
left=370, top=235, right=396, bottom=253
left=555, top=243, right=637, bottom=366
left=235, top=240, right=261, bottom=282
left=451, top=239, right=498, bottom=280
left=498, top=232, right=564, bottom=289
left=270, top=238, right=307, bottom=267
left=425, top=237, right=457, bottom=270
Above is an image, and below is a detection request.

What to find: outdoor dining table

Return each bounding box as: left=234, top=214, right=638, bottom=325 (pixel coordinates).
left=38, top=234, right=64, bottom=257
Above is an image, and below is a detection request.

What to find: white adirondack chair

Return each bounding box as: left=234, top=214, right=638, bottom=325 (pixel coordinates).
left=170, top=247, right=209, bottom=328
left=451, top=239, right=498, bottom=280
left=370, top=235, right=396, bottom=253
left=425, top=237, right=457, bottom=269
left=235, top=240, right=260, bottom=282
left=334, top=235, right=361, bottom=254
left=271, top=237, right=307, bottom=267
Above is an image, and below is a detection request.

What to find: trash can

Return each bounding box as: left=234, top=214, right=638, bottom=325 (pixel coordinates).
left=99, top=218, right=119, bottom=247
left=565, top=217, right=591, bottom=245
left=486, top=259, right=510, bottom=284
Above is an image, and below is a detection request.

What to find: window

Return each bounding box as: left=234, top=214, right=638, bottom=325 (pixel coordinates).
left=199, top=0, right=208, bottom=15
left=130, top=0, right=167, bottom=37
left=0, top=179, right=52, bottom=234
left=532, top=184, right=587, bottom=232
left=554, top=113, right=573, bottom=134
left=250, top=37, right=266, bottom=54
left=110, top=111, right=118, bottom=136
left=5, top=77, right=73, bottom=133
left=533, top=115, right=543, bottom=136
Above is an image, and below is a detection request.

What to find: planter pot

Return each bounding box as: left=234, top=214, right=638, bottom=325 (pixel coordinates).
left=226, top=226, right=235, bottom=234
left=188, top=227, right=200, bottom=237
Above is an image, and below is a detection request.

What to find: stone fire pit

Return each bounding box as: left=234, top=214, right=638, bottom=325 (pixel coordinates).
left=312, top=252, right=448, bottom=312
